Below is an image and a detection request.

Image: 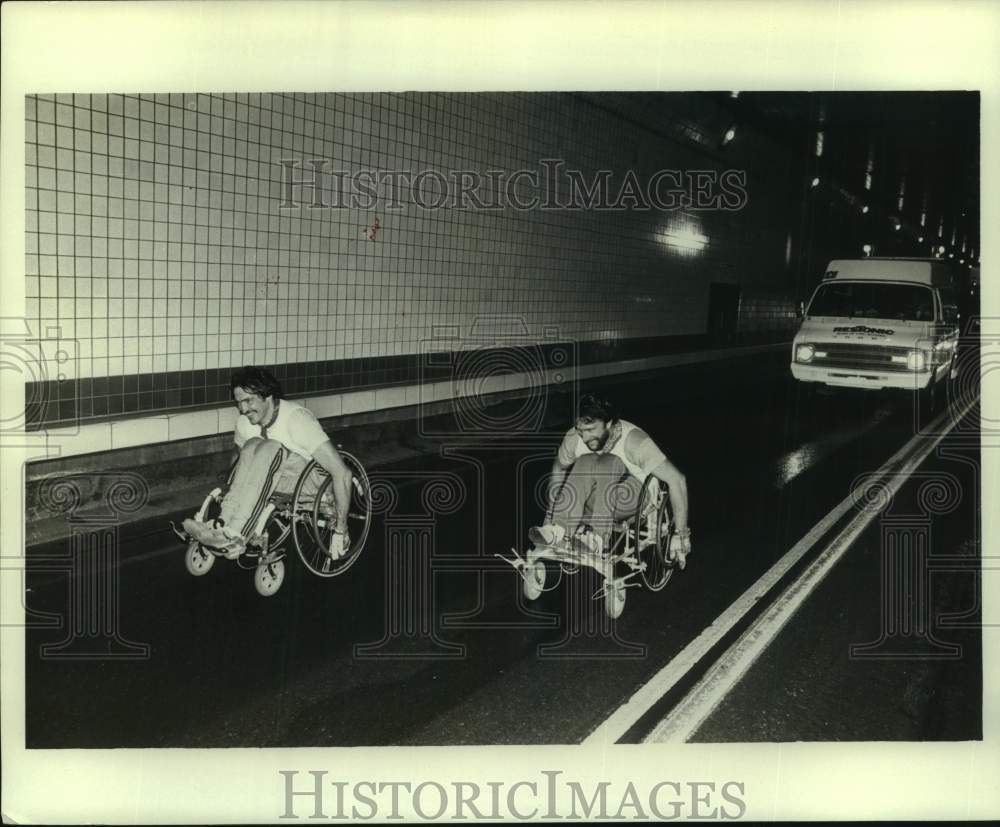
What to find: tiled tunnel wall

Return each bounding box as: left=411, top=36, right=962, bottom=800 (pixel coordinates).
left=23, top=92, right=802, bottom=429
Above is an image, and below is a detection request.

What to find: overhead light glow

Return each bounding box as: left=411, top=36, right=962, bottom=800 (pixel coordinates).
left=918, top=236, right=924, bottom=243
left=861, top=205, right=869, bottom=214
left=862, top=244, right=872, bottom=255
left=815, top=132, right=824, bottom=157
left=811, top=177, right=820, bottom=188
left=864, top=173, right=872, bottom=190
left=655, top=222, right=709, bottom=256
left=723, top=126, right=737, bottom=145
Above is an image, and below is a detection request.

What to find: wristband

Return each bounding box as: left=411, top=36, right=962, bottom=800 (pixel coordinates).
left=675, top=528, right=692, bottom=539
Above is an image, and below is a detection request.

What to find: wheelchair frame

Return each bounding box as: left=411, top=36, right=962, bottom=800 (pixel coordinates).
left=178, top=447, right=372, bottom=597
left=502, top=473, right=676, bottom=618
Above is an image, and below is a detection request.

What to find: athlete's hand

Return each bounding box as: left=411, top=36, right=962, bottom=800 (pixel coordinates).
left=669, top=531, right=691, bottom=570
left=329, top=529, right=350, bottom=560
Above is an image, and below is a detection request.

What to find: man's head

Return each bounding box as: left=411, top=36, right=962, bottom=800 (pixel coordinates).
left=230, top=366, right=283, bottom=426
left=574, top=392, right=617, bottom=452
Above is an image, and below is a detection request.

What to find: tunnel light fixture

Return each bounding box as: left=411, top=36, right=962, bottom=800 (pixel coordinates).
left=861, top=205, right=869, bottom=214
left=656, top=224, right=708, bottom=255
left=730, top=91, right=740, bottom=98
left=862, top=244, right=872, bottom=255
left=722, top=125, right=737, bottom=145
left=893, top=223, right=901, bottom=231
left=811, top=177, right=820, bottom=188
left=938, top=245, right=946, bottom=254
left=948, top=252, right=954, bottom=259
left=864, top=173, right=872, bottom=191
left=815, top=131, right=824, bottom=157
left=918, top=236, right=924, bottom=243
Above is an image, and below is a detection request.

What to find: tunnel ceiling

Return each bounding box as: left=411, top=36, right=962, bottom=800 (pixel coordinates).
left=707, top=91, right=980, bottom=254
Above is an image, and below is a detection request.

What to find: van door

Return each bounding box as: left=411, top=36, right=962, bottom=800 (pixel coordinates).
left=935, top=286, right=961, bottom=381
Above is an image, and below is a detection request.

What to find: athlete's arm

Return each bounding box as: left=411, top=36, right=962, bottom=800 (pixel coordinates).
left=311, top=440, right=353, bottom=534
left=285, top=407, right=353, bottom=535
left=649, top=457, right=689, bottom=535
left=627, top=427, right=690, bottom=543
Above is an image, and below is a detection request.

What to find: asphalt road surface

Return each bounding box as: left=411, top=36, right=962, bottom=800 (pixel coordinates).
left=24, top=350, right=982, bottom=746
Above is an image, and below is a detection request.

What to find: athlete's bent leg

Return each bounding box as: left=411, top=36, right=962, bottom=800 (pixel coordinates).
left=183, top=437, right=286, bottom=552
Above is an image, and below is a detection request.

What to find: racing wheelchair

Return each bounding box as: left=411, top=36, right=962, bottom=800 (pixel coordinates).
left=172, top=447, right=372, bottom=597
left=501, top=474, right=676, bottom=619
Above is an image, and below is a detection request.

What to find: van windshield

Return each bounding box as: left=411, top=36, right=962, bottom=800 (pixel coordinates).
left=807, top=282, right=934, bottom=321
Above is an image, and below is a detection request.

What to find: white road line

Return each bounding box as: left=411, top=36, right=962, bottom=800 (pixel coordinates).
left=642, top=393, right=979, bottom=743
left=581, top=395, right=978, bottom=747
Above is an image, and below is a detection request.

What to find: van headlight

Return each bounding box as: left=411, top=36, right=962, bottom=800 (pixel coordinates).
left=906, top=350, right=927, bottom=371
left=795, top=344, right=815, bottom=363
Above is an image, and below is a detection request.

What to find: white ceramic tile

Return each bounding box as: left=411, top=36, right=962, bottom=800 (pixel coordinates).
left=303, top=395, right=342, bottom=419
left=216, top=406, right=239, bottom=433
left=42, top=422, right=113, bottom=459
left=166, top=409, right=221, bottom=442
left=111, top=416, right=170, bottom=450
left=374, top=386, right=407, bottom=410
left=341, top=390, right=376, bottom=416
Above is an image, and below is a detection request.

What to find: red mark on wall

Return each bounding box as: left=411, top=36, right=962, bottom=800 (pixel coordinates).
left=363, top=216, right=381, bottom=241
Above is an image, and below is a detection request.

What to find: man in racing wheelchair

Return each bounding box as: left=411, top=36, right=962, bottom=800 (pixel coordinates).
left=529, top=392, right=692, bottom=567
left=181, top=365, right=354, bottom=560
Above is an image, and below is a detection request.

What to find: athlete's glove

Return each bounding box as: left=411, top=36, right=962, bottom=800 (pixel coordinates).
left=328, top=528, right=350, bottom=560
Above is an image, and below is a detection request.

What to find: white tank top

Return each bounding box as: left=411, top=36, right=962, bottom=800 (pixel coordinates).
left=571, top=419, right=647, bottom=481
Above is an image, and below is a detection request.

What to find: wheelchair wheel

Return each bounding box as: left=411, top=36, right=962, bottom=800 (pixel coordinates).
left=636, top=474, right=674, bottom=592
left=253, top=558, right=285, bottom=596
left=184, top=541, right=216, bottom=576
left=522, top=559, right=546, bottom=600
left=605, top=581, right=627, bottom=619
left=292, top=452, right=373, bottom=578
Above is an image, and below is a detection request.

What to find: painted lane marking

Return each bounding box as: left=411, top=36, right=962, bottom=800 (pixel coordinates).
left=582, top=394, right=978, bottom=746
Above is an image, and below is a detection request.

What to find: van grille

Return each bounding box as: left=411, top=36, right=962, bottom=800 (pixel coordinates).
left=810, top=343, right=913, bottom=373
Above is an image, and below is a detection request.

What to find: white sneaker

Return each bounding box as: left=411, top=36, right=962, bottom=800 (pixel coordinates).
left=529, top=523, right=565, bottom=547
left=183, top=518, right=244, bottom=558
left=574, top=528, right=604, bottom=556
left=328, top=530, right=350, bottom=560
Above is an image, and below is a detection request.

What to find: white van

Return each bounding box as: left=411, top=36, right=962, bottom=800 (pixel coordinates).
left=791, top=257, right=960, bottom=408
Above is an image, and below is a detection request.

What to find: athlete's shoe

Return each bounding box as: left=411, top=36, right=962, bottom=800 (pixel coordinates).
left=529, top=523, right=565, bottom=548
left=183, top=518, right=244, bottom=559
left=574, top=527, right=604, bottom=557
left=328, top=530, right=350, bottom=560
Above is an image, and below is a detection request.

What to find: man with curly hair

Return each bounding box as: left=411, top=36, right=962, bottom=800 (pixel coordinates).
left=183, top=366, right=354, bottom=560
left=529, top=392, right=692, bottom=567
